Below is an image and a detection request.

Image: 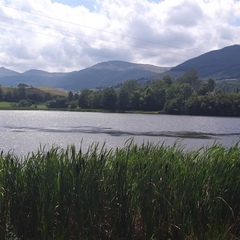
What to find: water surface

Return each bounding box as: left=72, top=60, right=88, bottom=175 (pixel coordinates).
left=0, top=110, right=239, bottom=155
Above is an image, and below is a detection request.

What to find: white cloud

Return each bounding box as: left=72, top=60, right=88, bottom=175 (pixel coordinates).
left=0, top=0, right=240, bottom=72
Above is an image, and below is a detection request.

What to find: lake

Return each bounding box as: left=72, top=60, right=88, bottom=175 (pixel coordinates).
left=0, top=110, right=239, bottom=155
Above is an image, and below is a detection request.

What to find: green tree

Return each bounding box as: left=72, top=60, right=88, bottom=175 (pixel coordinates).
left=4, top=91, right=12, bottom=102
left=118, top=89, right=129, bottom=111
left=0, top=86, right=3, bottom=101
left=44, top=92, right=53, bottom=102
left=130, top=90, right=141, bottom=110
left=165, top=84, right=182, bottom=101
left=180, top=83, right=193, bottom=100
left=141, top=87, right=158, bottom=111
left=178, top=69, right=201, bottom=91
left=73, top=92, right=80, bottom=100
left=164, top=96, right=185, bottom=114
left=120, top=79, right=139, bottom=93
left=198, top=82, right=209, bottom=95
left=118, top=80, right=139, bottom=111
left=185, top=93, right=201, bottom=115
left=18, top=85, right=27, bottom=99
left=151, top=79, right=167, bottom=110
left=78, top=89, right=92, bottom=108
left=18, top=99, right=32, bottom=107
left=68, top=91, right=74, bottom=101
left=207, top=78, right=215, bottom=92
left=162, top=75, right=173, bottom=86
left=91, top=91, right=103, bottom=109
left=46, top=97, right=69, bottom=108
left=70, top=100, right=78, bottom=109
left=102, top=87, right=117, bottom=111
left=28, top=93, right=43, bottom=103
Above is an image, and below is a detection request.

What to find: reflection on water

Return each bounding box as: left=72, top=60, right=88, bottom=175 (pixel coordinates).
left=0, top=110, right=239, bottom=155
left=5, top=125, right=240, bottom=139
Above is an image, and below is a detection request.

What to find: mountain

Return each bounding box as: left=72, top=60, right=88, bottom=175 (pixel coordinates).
left=57, top=61, right=170, bottom=90
left=0, top=61, right=170, bottom=90
left=162, top=45, right=240, bottom=80
left=0, top=67, right=19, bottom=78
left=1, top=45, right=240, bottom=90
left=0, top=69, right=67, bottom=87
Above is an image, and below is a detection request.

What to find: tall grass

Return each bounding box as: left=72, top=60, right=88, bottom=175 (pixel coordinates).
left=0, top=141, right=240, bottom=239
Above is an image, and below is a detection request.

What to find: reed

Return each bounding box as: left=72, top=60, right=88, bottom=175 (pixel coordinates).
left=0, top=141, right=240, bottom=239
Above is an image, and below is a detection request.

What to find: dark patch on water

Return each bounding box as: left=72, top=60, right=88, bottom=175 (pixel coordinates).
left=4, top=125, right=240, bottom=139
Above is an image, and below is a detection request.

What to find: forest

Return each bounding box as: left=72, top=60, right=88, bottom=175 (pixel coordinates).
left=74, top=70, right=240, bottom=116
left=0, top=70, right=240, bottom=116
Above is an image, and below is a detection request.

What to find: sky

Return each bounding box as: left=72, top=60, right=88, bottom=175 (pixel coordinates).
left=0, top=0, right=240, bottom=73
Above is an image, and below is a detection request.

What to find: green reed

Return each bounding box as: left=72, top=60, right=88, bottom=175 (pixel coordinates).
left=0, top=141, right=240, bottom=239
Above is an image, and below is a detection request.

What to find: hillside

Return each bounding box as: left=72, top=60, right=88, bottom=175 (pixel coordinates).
left=162, top=45, right=240, bottom=80
left=2, top=86, right=67, bottom=98
left=0, top=61, right=170, bottom=90
left=55, top=61, right=170, bottom=90
left=1, top=45, right=240, bottom=90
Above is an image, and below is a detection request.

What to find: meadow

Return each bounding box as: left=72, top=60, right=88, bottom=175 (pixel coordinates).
left=0, top=141, right=239, bottom=239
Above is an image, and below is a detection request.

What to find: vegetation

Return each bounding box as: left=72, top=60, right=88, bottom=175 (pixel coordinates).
left=1, top=70, right=240, bottom=115
left=75, top=70, right=240, bottom=116
left=0, top=142, right=240, bottom=239
left=0, top=85, right=68, bottom=109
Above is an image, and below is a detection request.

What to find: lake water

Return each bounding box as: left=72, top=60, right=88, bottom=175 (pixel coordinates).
left=0, top=110, right=239, bottom=155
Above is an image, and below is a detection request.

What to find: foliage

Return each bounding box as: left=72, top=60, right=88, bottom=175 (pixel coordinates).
left=46, top=96, right=69, bottom=108
left=17, top=99, right=32, bottom=108
left=69, top=100, right=78, bottom=109
left=72, top=71, right=240, bottom=116
left=102, top=87, right=117, bottom=111
left=1, top=70, right=240, bottom=116
left=78, top=88, right=92, bottom=108
left=0, top=142, right=240, bottom=239
left=1, top=86, right=67, bottom=104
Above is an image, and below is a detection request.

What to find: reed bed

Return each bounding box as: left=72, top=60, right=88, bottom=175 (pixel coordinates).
left=0, top=141, right=240, bottom=239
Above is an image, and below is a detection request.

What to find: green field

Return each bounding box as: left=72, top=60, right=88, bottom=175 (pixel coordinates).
left=0, top=142, right=240, bottom=239
left=0, top=102, right=48, bottom=110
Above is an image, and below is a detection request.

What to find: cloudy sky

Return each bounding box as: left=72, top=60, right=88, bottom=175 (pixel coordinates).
left=0, top=0, right=240, bottom=72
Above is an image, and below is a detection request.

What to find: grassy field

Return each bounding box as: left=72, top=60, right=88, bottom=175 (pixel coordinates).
left=2, top=86, right=68, bottom=98
left=0, top=102, right=48, bottom=110
left=0, top=142, right=240, bottom=239
left=35, top=86, right=68, bottom=97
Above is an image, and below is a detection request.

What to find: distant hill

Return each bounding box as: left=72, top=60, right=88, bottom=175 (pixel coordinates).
left=57, top=61, right=170, bottom=90
left=0, top=61, right=170, bottom=90
left=162, top=45, right=240, bottom=80
left=1, top=45, right=240, bottom=90
left=0, top=67, right=19, bottom=78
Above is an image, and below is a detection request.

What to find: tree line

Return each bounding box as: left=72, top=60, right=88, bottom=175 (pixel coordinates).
left=0, top=70, right=240, bottom=116
left=74, top=70, right=240, bottom=116
left=0, top=84, right=55, bottom=107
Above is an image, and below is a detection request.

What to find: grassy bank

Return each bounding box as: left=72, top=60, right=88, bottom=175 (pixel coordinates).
left=0, top=142, right=240, bottom=239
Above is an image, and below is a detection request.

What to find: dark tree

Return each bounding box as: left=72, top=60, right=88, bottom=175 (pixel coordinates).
left=68, top=91, right=74, bottom=101
left=102, top=87, right=117, bottom=111
left=0, top=87, right=3, bottom=101
left=178, top=69, right=201, bottom=91
left=46, top=97, right=69, bottom=108
left=78, top=89, right=92, bottom=108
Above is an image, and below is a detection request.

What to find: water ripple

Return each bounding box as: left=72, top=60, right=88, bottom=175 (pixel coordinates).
left=4, top=125, right=240, bottom=139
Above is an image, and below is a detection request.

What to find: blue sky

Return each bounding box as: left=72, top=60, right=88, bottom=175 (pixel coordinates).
left=54, top=0, right=95, bottom=9
left=0, top=0, right=240, bottom=72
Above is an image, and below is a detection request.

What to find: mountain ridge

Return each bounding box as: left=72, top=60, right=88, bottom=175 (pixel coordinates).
left=164, top=44, right=240, bottom=79
left=0, top=61, right=170, bottom=90
left=1, top=45, right=240, bottom=90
